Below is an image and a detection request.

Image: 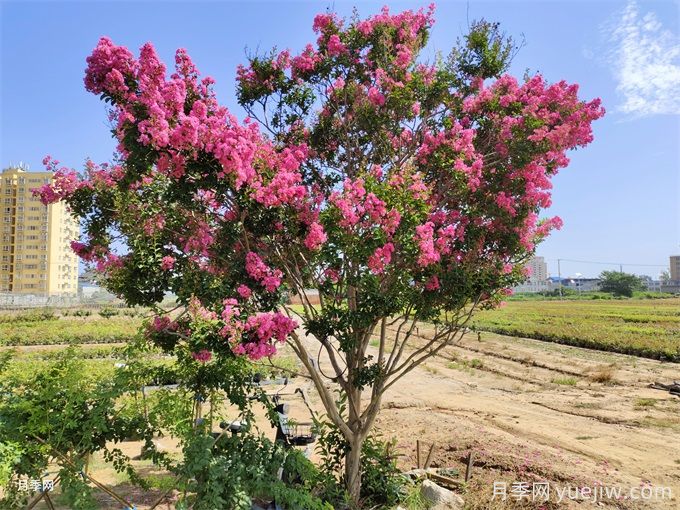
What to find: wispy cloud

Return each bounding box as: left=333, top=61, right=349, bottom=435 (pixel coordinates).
left=605, top=1, right=680, bottom=116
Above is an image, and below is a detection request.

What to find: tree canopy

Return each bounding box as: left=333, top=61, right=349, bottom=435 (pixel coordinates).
left=599, top=271, right=644, bottom=297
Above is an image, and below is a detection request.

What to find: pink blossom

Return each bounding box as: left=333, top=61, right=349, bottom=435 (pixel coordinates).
left=326, top=34, right=347, bottom=56
left=367, top=243, right=394, bottom=275
left=367, top=86, right=386, bottom=106
left=150, top=316, right=177, bottom=332
left=192, top=349, right=213, bottom=363
left=161, top=256, right=175, bottom=271
left=304, top=222, right=327, bottom=251
left=84, top=37, right=137, bottom=95
left=231, top=312, right=298, bottom=360
left=324, top=268, right=340, bottom=283
left=313, top=13, right=339, bottom=33
left=291, top=44, right=319, bottom=77
left=415, top=222, right=440, bottom=267
left=237, top=284, right=252, bottom=299
left=424, top=275, right=440, bottom=291
left=394, top=44, right=412, bottom=68
left=35, top=168, right=80, bottom=205
left=245, top=252, right=283, bottom=293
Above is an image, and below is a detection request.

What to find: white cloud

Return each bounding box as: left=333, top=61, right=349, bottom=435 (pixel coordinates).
left=605, top=1, right=680, bottom=116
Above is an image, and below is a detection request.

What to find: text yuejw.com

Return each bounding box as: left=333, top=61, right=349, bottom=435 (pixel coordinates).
left=492, top=481, right=673, bottom=503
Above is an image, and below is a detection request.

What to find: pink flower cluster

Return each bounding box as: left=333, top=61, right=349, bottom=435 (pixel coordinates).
left=237, top=284, right=252, bottom=299
left=84, top=37, right=137, bottom=96
left=221, top=306, right=298, bottom=360
left=35, top=168, right=80, bottom=206
left=150, top=315, right=178, bottom=332
left=367, top=86, right=386, bottom=107
left=415, top=222, right=440, bottom=267
left=191, top=349, right=213, bottom=363
left=417, top=121, right=484, bottom=192
left=326, top=34, right=348, bottom=57
left=330, top=178, right=401, bottom=238
left=245, top=252, right=283, bottom=292
left=161, top=256, right=175, bottom=271
left=367, top=243, right=395, bottom=275
left=291, top=44, right=320, bottom=77
left=355, top=5, right=435, bottom=41
left=304, top=222, right=327, bottom=251
left=83, top=37, right=302, bottom=200
left=249, top=145, right=309, bottom=207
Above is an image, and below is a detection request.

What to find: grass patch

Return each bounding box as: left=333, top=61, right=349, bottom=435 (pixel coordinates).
left=400, top=482, right=429, bottom=510
left=640, top=416, right=680, bottom=431
left=468, top=358, right=484, bottom=369
left=575, top=435, right=596, bottom=440
left=144, top=473, right=177, bottom=491
left=552, top=377, right=578, bottom=386
left=585, top=364, right=617, bottom=384
left=634, top=398, right=658, bottom=409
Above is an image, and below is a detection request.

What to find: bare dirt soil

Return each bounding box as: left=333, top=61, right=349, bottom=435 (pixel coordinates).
left=361, top=327, right=680, bottom=509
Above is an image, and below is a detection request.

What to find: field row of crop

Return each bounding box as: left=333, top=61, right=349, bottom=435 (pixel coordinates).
left=471, top=299, right=680, bottom=362
left=0, top=316, right=143, bottom=346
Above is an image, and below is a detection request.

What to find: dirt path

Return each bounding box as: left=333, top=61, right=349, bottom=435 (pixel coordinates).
left=301, top=327, right=680, bottom=509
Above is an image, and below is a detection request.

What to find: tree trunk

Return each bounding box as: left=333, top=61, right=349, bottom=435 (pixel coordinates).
left=345, top=435, right=363, bottom=506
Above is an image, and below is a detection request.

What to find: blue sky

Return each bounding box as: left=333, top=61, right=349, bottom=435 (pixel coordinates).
left=1, top=0, right=678, bottom=277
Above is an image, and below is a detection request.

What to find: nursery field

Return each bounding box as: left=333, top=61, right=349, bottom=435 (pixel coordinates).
left=0, top=308, right=143, bottom=347
left=471, top=298, right=680, bottom=362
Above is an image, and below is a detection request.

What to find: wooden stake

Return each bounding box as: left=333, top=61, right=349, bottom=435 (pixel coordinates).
left=416, top=440, right=421, bottom=469
left=423, top=443, right=435, bottom=469
left=31, top=436, right=132, bottom=509
left=465, top=450, right=474, bottom=482
left=25, top=475, right=61, bottom=510
left=427, top=472, right=465, bottom=489
left=42, top=490, right=56, bottom=510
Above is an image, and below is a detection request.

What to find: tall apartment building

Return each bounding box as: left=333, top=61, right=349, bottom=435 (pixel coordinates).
left=670, top=255, right=680, bottom=282
left=526, top=256, right=548, bottom=282
left=0, top=166, right=79, bottom=295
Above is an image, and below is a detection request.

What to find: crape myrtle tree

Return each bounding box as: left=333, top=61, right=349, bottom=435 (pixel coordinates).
left=39, top=5, right=603, bottom=503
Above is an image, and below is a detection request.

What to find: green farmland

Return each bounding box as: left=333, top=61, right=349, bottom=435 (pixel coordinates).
left=471, top=298, right=680, bottom=362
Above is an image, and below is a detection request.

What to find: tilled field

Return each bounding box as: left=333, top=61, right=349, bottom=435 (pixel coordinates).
left=356, top=327, right=680, bottom=509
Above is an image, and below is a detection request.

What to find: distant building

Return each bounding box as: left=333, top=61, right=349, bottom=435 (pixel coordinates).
left=670, top=255, right=680, bottom=282
left=0, top=166, right=79, bottom=295
left=526, top=256, right=548, bottom=283
left=513, top=256, right=550, bottom=293
left=288, top=289, right=320, bottom=305
left=562, top=278, right=601, bottom=292
left=639, top=275, right=662, bottom=292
